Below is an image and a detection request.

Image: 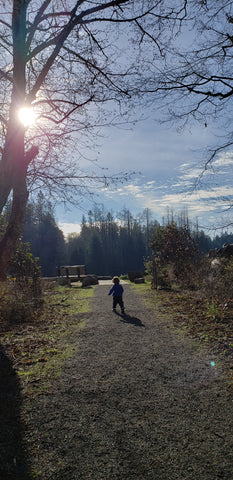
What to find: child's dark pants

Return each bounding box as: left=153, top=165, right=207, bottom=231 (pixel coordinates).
left=113, top=296, right=124, bottom=312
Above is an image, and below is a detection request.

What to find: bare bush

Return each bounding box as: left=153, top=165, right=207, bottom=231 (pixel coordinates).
left=0, top=243, right=43, bottom=325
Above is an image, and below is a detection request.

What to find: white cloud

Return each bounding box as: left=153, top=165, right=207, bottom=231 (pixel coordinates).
left=58, top=222, right=81, bottom=238
left=100, top=177, right=233, bottom=228
left=178, top=166, right=203, bottom=181
left=213, top=151, right=233, bottom=168
left=55, top=112, right=233, bottom=232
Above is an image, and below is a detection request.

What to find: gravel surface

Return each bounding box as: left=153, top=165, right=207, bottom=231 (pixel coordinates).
left=25, top=284, right=233, bottom=479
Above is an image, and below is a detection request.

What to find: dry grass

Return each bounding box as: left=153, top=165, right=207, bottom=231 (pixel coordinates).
left=0, top=281, right=95, bottom=396
left=131, top=281, right=233, bottom=384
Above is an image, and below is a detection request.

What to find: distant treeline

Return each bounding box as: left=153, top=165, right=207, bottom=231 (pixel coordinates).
left=19, top=194, right=233, bottom=276
left=65, top=207, right=159, bottom=276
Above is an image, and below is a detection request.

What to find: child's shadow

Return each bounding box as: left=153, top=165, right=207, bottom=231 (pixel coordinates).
left=114, top=312, right=145, bottom=327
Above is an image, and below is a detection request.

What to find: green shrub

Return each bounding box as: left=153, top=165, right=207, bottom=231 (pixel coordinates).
left=0, top=243, right=43, bottom=324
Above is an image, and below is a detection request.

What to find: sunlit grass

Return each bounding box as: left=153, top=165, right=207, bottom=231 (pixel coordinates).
left=0, top=283, right=96, bottom=396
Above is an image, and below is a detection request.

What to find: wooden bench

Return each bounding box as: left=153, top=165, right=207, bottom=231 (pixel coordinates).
left=58, top=265, right=86, bottom=279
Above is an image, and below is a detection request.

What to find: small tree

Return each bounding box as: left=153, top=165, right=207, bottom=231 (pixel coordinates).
left=150, top=221, right=198, bottom=288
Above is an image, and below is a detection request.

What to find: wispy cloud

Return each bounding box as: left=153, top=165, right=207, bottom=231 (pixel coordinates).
left=212, top=151, right=233, bottom=168
left=102, top=174, right=233, bottom=227
left=56, top=116, right=233, bottom=233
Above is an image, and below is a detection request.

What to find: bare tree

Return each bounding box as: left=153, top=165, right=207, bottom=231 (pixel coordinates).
left=147, top=1, right=233, bottom=167
left=0, top=0, right=188, bottom=278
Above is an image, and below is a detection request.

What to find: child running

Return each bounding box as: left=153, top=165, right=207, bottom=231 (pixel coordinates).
left=108, top=276, right=125, bottom=314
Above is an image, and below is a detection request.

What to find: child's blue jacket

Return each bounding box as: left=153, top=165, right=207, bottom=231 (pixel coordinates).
left=108, top=284, right=124, bottom=297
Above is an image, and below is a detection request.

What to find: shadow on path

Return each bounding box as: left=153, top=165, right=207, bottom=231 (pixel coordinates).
left=0, top=346, right=31, bottom=480
left=114, top=311, right=145, bottom=327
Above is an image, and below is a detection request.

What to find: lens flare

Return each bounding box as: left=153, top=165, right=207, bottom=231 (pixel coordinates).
left=18, top=107, right=36, bottom=127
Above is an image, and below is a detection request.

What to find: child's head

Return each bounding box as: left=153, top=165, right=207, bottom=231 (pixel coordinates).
left=112, top=276, right=120, bottom=285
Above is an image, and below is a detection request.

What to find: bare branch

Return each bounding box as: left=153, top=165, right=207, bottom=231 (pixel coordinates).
left=37, top=95, right=95, bottom=124
left=63, top=46, right=131, bottom=97
left=0, top=68, right=12, bottom=83
left=26, top=0, right=53, bottom=48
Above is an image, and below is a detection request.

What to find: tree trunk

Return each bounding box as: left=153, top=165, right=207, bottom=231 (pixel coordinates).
left=0, top=1, right=31, bottom=278
left=0, top=120, right=26, bottom=214
left=0, top=134, right=39, bottom=280
left=0, top=171, right=29, bottom=280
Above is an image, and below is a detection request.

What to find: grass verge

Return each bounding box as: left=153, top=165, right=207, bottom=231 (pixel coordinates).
left=130, top=281, right=233, bottom=384
left=0, top=282, right=95, bottom=396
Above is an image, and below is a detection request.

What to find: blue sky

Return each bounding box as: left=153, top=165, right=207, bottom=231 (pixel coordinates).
left=57, top=112, right=233, bottom=238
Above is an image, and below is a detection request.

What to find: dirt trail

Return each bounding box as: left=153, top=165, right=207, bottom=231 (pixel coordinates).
left=27, top=284, right=233, bottom=479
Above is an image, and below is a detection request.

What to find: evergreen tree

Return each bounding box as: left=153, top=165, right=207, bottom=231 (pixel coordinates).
left=22, top=195, right=66, bottom=276
left=88, top=233, right=103, bottom=275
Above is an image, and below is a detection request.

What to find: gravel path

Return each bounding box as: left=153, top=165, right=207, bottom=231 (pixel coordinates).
left=27, top=284, right=233, bottom=479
